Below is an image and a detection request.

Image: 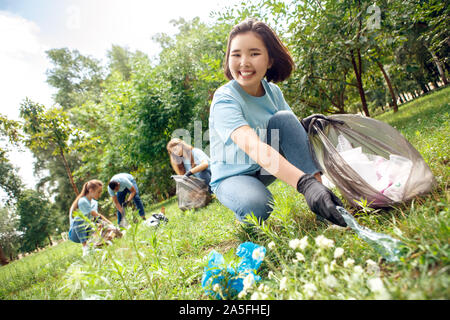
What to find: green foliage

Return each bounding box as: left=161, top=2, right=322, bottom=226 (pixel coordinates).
left=16, top=189, right=59, bottom=253
left=45, top=48, right=105, bottom=109
left=0, top=207, right=23, bottom=260
left=0, top=160, right=23, bottom=206
left=0, top=114, right=24, bottom=204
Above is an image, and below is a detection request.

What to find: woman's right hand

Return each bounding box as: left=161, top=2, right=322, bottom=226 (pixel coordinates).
left=296, top=174, right=347, bottom=227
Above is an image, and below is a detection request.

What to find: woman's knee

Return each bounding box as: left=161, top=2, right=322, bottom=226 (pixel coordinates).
left=269, top=110, right=299, bottom=128
left=235, top=194, right=274, bottom=223
left=215, top=176, right=274, bottom=223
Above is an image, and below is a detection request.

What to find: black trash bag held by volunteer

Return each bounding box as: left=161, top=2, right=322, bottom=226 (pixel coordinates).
left=302, top=114, right=436, bottom=208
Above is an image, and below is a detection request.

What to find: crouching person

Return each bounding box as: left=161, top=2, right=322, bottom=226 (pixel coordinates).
left=108, top=173, right=146, bottom=226
left=68, top=179, right=114, bottom=256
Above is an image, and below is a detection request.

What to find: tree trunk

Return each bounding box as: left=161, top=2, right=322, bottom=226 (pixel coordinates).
left=351, top=49, right=370, bottom=117
left=429, top=49, right=448, bottom=85
left=59, top=147, right=79, bottom=195
left=0, top=245, right=9, bottom=265
left=376, top=61, right=398, bottom=112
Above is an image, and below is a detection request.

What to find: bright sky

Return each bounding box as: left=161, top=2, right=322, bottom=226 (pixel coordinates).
left=0, top=0, right=238, bottom=192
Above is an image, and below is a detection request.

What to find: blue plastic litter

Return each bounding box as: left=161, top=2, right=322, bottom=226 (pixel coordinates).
left=201, top=242, right=266, bottom=299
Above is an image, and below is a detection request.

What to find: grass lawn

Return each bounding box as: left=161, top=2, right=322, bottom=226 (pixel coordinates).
left=1, top=87, right=448, bottom=300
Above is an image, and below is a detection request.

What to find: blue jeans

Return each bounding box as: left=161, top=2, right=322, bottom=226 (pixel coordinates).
left=117, top=178, right=146, bottom=225
left=214, top=111, right=320, bottom=223
left=68, top=219, right=93, bottom=243
left=196, top=168, right=212, bottom=194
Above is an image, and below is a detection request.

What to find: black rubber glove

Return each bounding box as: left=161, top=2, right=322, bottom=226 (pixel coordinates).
left=184, top=170, right=193, bottom=177
left=300, top=114, right=344, bottom=134
left=297, top=174, right=347, bottom=227
left=122, top=200, right=130, bottom=208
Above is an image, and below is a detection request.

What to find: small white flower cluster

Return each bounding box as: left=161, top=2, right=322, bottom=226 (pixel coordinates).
left=315, top=235, right=335, bottom=249
left=237, top=273, right=256, bottom=299
left=367, top=277, right=391, bottom=299
left=288, top=236, right=309, bottom=251
left=253, top=234, right=389, bottom=300
left=250, top=283, right=270, bottom=300
left=252, top=247, right=265, bottom=261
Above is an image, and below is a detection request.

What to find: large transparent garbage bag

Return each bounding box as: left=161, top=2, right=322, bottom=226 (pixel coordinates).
left=172, top=175, right=211, bottom=211
left=307, top=114, right=436, bottom=208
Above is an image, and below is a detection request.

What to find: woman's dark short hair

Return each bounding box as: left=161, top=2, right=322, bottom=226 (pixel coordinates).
left=223, top=18, right=295, bottom=83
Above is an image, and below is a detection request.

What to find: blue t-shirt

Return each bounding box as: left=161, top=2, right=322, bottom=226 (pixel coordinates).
left=108, top=173, right=134, bottom=197
left=183, top=148, right=211, bottom=178
left=208, top=79, right=293, bottom=192
left=70, top=196, right=98, bottom=224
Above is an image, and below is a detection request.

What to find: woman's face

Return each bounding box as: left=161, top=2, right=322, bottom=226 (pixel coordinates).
left=171, top=144, right=183, bottom=157
left=228, top=31, right=273, bottom=97
left=91, top=186, right=103, bottom=200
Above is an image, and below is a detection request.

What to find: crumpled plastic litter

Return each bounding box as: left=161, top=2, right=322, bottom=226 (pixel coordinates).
left=337, top=206, right=407, bottom=262
left=143, top=213, right=169, bottom=228
left=201, top=242, right=266, bottom=299
left=335, top=135, right=413, bottom=202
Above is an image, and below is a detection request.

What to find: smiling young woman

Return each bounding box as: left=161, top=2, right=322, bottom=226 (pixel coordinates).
left=208, top=19, right=347, bottom=227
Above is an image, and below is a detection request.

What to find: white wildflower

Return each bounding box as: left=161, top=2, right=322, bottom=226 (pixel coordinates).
left=251, top=291, right=268, bottom=300
left=353, top=265, right=364, bottom=275
left=268, top=271, right=274, bottom=279
left=289, top=238, right=302, bottom=250
left=243, top=273, right=255, bottom=290
left=252, top=247, right=265, bottom=260
left=213, top=284, right=221, bottom=292
left=366, top=259, right=380, bottom=275
left=367, top=277, right=384, bottom=292
left=295, top=252, right=305, bottom=262
left=303, top=283, right=317, bottom=297
left=238, top=290, right=247, bottom=299
left=299, top=236, right=309, bottom=250
left=324, top=263, right=330, bottom=274
left=324, top=275, right=338, bottom=288
left=343, top=258, right=355, bottom=268
left=280, top=277, right=288, bottom=291
left=315, top=235, right=334, bottom=249
left=258, top=283, right=270, bottom=293
left=330, top=259, right=337, bottom=271
left=268, top=241, right=276, bottom=250
left=367, top=277, right=391, bottom=300
left=334, top=247, right=344, bottom=259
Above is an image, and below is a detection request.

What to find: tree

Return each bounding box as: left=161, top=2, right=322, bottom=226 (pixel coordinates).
left=16, top=189, right=58, bottom=252
left=107, top=45, right=133, bottom=81
left=414, top=0, right=449, bottom=85
left=20, top=99, right=80, bottom=196
left=45, top=48, right=105, bottom=109
left=0, top=114, right=24, bottom=205
left=0, top=207, right=23, bottom=265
